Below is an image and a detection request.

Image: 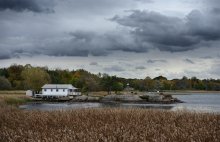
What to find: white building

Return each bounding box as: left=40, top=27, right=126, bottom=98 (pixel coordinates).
left=41, top=84, right=81, bottom=98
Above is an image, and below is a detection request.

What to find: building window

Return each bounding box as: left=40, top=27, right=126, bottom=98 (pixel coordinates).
left=63, top=89, right=65, bottom=92
left=56, top=89, right=58, bottom=92
left=44, top=89, right=47, bottom=92
left=51, top=89, right=53, bottom=92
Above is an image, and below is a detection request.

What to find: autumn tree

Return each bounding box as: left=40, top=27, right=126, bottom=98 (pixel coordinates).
left=7, top=64, right=24, bottom=89
left=143, top=77, right=155, bottom=91
left=21, top=67, right=51, bottom=92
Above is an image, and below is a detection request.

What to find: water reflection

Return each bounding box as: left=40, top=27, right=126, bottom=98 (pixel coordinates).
left=20, top=102, right=175, bottom=111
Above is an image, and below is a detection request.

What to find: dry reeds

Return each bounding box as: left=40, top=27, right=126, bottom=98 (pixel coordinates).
left=0, top=107, right=219, bottom=142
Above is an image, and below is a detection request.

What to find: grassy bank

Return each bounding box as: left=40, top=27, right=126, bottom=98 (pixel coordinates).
left=0, top=91, right=32, bottom=106
left=0, top=107, right=219, bottom=142
left=0, top=90, right=25, bottom=95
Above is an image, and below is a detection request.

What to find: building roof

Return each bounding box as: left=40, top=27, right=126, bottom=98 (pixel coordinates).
left=42, top=84, right=77, bottom=89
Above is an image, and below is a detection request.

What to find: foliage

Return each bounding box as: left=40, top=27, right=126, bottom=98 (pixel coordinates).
left=21, top=66, right=51, bottom=91
left=100, top=74, right=114, bottom=94
left=0, top=77, right=12, bottom=90
left=1, top=64, right=220, bottom=91
left=112, top=82, right=124, bottom=93
left=7, top=64, right=24, bottom=89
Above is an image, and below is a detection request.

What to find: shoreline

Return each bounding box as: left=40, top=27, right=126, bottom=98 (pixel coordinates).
left=26, top=99, right=184, bottom=104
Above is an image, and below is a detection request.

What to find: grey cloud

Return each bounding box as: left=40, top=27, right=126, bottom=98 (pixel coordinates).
left=40, top=31, right=148, bottom=57
left=0, top=0, right=54, bottom=13
left=112, top=9, right=220, bottom=52
left=0, top=50, right=11, bottom=59
left=57, top=0, right=152, bottom=15
left=207, top=0, right=220, bottom=12
left=200, top=56, right=213, bottom=59
left=134, top=0, right=153, bottom=3
left=211, top=8, right=220, bottom=14
left=135, top=66, right=146, bottom=70
left=0, top=48, right=34, bottom=59
left=35, top=31, right=145, bottom=56
left=104, top=65, right=125, bottom=72
left=187, top=10, right=220, bottom=41
left=90, top=62, right=98, bottom=66
left=147, top=59, right=167, bottom=63
left=0, top=29, right=148, bottom=59
left=210, top=63, right=220, bottom=76
left=184, top=58, right=195, bottom=64
left=39, top=31, right=106, bottom=57
left=1, top=0, right=220, bottom=61
left=45, top=48, right=89, bottom=57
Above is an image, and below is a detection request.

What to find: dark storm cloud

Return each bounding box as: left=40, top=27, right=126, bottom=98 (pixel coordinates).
left=147, top=59, right=167, bottom=63
left=39, top=31, right=106, bottom=57
left=1, top=0, right=220, bottom=61
left=187, top=10, right=220, bottom=40
left=39, top=31, right=149, bottom=57
left=0, top=0, right=54, bottom=13
left=112, top=9, right=220, bottom=52
left=0, top=29, right=148, bottom=59
left=184, top=58, right=195, bottom=64
left=0, top=51, right=10, bottom=59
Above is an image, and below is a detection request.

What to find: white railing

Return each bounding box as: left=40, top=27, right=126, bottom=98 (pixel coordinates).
left=68, top=92, right=81, bottom=96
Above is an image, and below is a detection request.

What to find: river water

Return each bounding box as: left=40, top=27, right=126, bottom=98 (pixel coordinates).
left=19, top=93, right=220, bottom=113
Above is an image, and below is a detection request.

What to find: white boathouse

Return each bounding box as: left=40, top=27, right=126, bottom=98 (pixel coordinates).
left=41, top=84, right=81, bottom=98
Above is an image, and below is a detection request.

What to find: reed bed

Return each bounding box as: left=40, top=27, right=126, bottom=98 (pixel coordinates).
left=0, top=107, right=219, bottom=142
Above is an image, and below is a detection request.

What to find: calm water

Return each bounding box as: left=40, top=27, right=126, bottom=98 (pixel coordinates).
left=19, top=93, right=220, bottom=113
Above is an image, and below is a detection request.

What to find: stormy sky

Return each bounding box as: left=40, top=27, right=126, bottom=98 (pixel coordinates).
left=0, top=0, right=220, bottom=79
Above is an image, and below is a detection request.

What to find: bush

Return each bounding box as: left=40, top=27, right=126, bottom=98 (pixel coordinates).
left=0, top=77, right=12, bottom=90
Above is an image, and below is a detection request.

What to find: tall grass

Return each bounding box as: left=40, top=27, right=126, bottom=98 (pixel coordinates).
left=0, top=91, right=32, bottom=106
left=3, top=97, right=32, bottom=105
left=0, top=108, right=219, bottom=142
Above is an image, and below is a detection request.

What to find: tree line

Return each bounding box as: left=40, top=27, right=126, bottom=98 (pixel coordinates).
left=0, top=64, right=220, bottom=92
